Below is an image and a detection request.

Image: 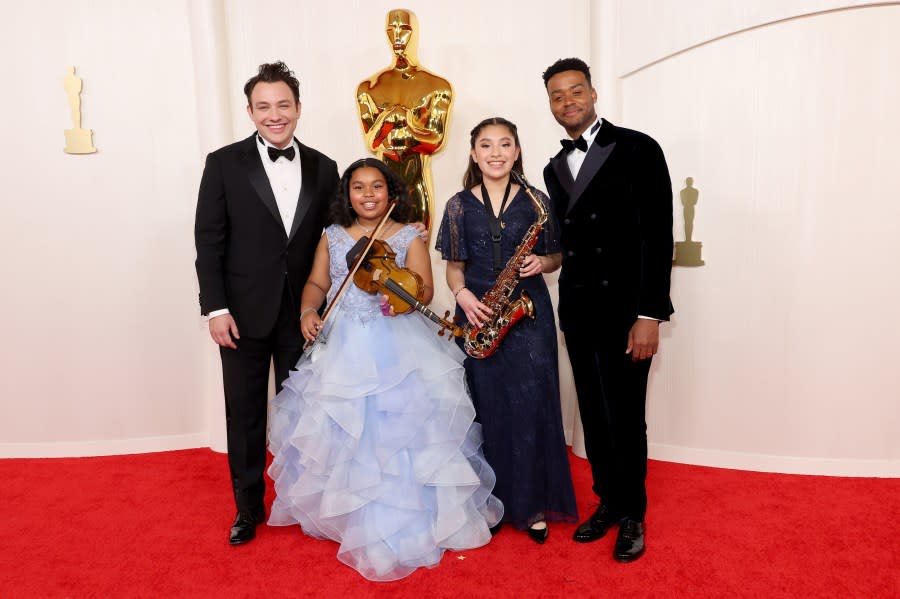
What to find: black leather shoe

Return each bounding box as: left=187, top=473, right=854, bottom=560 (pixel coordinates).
left=573, top=505, right=619, bottom=543
left=489, top=522, right=503, bottom=536
left=229, top=509, right=265, bottom=545
left=613, top=518, right=645, bottom=562
left=527, top=523, right=549, bottom=544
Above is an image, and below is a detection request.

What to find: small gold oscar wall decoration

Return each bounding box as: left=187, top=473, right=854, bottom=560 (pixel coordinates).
left=673, top=176, right=704, bottom=266
left=63, top=66, right=97, bottom=154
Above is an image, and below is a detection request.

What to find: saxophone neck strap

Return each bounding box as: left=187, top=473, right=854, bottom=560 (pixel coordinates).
left=480, top=179, right=513, bottom=272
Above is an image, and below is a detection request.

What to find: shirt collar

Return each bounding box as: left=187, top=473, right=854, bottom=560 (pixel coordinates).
left=581, top=118, right=602, bottom=145
left=256, top=134, right=297, bottom=152
left=256, top=134, right=298, bottom=162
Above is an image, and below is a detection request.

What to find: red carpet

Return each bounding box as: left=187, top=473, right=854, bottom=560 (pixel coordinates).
left=1, top=449, right=897, bottom=598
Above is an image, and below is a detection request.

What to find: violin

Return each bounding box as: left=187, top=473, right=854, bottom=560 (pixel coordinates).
left=300, top=203, right=399, bottom=355
left=348, top=236, right=463, bottom=338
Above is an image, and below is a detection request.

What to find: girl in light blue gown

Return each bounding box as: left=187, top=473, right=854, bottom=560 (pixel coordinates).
left=267, top=158, right=503, bottom=581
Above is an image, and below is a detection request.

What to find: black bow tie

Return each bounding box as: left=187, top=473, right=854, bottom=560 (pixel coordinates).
left=267, top=145, right=295, bottom=162
left=560, top=136, right=588, bottom=153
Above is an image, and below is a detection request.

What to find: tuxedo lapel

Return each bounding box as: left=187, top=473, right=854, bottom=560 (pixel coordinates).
left=550, top=153, right=575, bottom=198
left=240, top=134, right=286, bottom=235
left=568, top=120, right=616, bottom=215
left=288, top=141, right=316, bottom=242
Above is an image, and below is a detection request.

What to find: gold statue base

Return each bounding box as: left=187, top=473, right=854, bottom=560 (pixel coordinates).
left=64, top=128, right=97, bottom=154
left=674, top=240, right=704, bottom=266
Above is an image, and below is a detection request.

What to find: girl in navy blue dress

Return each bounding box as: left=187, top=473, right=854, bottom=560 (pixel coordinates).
left=436, top=118, right=577, bottom=544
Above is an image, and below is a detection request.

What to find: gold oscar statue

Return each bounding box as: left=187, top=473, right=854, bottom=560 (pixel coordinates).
left=673, top=177, right=704, bottom=266
left=63, top=66, right=97, bottom=154
left=356, top=8, right=452, bottom=234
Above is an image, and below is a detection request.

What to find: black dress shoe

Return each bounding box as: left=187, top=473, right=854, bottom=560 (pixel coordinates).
left=489, top=522, right=503, bottom=536
left=527, top=523, right=549, bottom=544
left=573, top=505, right=619, bottom=543
left=613, top=518, right=645, bottom=562
left=229, top=509, right=265, bottom=545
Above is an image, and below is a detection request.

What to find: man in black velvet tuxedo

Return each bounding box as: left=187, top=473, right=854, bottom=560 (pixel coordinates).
left=541, top=58, right=673, bottom=562
left=194, top=62, right=339, bottom=545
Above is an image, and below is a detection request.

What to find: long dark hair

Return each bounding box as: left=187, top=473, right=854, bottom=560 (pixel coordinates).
left=462, top=117, right=524, bottom=189
left=330, top=158, right=413, bottom=226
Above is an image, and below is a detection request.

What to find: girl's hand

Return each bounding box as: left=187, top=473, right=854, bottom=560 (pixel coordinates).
left=455, top=288, right=492, bottom=328
left=379, top=294, right=397, bottom=317
left=300, top=310, right=323, bottom=342
left=518, top=254, right=544, bottom=278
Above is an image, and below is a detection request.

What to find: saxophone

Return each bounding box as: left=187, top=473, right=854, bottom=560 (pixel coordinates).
left=463, top=171, right=548, bottom=359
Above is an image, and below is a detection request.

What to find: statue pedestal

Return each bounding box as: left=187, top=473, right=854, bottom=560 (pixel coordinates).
left=674, top=240, right=704, bottom=266
left=64, top=128, right=97, bottom=154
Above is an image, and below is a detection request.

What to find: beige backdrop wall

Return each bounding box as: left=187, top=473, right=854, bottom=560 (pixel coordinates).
left=615, top=1, right=900, bottom=475
left=0, top=1, right=209, bottom=455
left=0, top=0, right=586, bottom=457
left=1, top=1, right=897, bottom=476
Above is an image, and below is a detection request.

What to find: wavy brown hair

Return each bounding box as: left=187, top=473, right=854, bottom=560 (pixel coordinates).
left=243, top=61, right=300, bottom=105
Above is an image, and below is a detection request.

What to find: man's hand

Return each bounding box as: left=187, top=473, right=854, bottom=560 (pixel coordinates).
left=410, top=221, right=428, bottom=240
left=209, top=314, right=239, bottom=349
left=626, top=319, right=659, bottom=361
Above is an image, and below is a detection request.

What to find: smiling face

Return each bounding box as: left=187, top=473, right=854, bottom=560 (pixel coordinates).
left=470, top=124, right=521, bottom=183
left=246, top=81, right=300, bottom=148
left=348, top=166, right=391, bottom=224
left=546, top=69, right=598, bottom=138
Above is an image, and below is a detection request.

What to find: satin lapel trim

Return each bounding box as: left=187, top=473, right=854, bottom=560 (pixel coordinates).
left=568, top=139, right=615, bottom=215
left=288, top=141, right=313, bottom=242
left=550, top=154, right=575, bottom=198
left=243, top=138, right=286, bottom=236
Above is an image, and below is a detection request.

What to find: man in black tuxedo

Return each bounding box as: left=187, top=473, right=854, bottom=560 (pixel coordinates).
left=542, top=58, right=673, bottom=562
left=194, top=62, right=339, bottom=545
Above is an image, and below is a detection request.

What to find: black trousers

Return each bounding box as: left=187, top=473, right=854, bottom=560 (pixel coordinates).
left=564, top=324, right=651, bottom=522
left=219, top=285, right=303, bottom=513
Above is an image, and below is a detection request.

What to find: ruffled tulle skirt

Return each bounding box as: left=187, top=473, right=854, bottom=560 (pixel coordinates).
left=267, top=311, right=503, bottom=581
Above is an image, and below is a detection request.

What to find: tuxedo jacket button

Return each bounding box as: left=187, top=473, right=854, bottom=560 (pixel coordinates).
left=564, top=218, right=571, bottom=225
left=595, top=247, right=603, bottom=254
left=567, top=250, right=575, bottom=257
left=601, top=280, right=609, bottom=287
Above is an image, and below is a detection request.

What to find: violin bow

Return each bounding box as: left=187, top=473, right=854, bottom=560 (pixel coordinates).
left=302, top=201, right=397, bottom=351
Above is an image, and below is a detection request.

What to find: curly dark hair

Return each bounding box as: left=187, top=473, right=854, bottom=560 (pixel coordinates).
left=330, top=158, right=413, bottom=226
left=243, top=61, right=300, bottom=105
left=541, top=57, right=592, bottom=87
left=462, top=117, right=524, bottom=189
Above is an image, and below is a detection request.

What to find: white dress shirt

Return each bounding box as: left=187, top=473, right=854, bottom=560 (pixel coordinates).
left=566, top=118, right=602, bottom=180
left=256, top=135, right=303, bottom=236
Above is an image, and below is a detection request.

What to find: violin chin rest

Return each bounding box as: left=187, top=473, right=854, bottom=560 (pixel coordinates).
left=345, top=236, right=370, bottom=269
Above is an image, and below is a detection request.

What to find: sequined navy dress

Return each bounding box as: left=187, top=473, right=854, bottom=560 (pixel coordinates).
left=436, top=188, right=578, bottom=529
